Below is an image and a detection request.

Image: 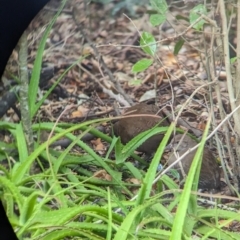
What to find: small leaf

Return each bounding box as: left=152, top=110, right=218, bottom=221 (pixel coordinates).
left=189, top=4, right=207, bottom=30
left=150, top=14, right=166, bottom=26
left=174, top=39, right=185, bottom=55
left=132, top=59, right=153, bottom=73
left=149, top=0, right=168, bottom=28
left=140, top=32, right=156, bottom=56
left=150, top=0, right=168, bottom=14
left=230, top=57, right=237, bottom=64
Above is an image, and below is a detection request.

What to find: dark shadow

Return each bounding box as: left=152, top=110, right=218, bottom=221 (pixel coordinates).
left=0, top=0, right=50, bottom=78
left=0, top=1, right=50, bottom=239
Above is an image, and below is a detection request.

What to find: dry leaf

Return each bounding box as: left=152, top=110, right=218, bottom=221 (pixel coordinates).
left=93, top=170, right=112, bottom=181
left=91, top=138, right=106, bottom=151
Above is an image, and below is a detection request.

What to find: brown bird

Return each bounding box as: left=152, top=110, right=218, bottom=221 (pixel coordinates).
left=113, top=102, right=169, bottom=155
left=167, top=134, right=221, bottom=190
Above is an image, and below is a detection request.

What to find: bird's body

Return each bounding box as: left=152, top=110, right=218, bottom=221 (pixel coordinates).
left=113, top=103, right=168, bottom=155
left=167, top=134, right=221, bottom=190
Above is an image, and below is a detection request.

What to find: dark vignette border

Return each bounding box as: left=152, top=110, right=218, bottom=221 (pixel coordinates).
left=0, top=1, right=50, bottom=239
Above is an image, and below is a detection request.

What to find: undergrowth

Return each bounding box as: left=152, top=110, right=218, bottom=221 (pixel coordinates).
left=1, top=0, right=240, bottom=239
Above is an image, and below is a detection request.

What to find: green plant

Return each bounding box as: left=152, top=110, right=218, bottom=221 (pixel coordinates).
left=1, top=0, right=240, bottom=239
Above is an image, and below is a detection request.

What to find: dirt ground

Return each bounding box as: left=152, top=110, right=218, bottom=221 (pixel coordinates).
left=4, top=0, right=230, bottom=123
left=1, top=0, right=235, bottom=195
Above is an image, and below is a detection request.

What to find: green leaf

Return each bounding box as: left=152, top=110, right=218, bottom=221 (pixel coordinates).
left=141, top=228, right=172, bottom=238
left=106, top=188, right=113, bottom=240
left=114, top=138, right=125, bottom=164
left=20, top=192, right=38, bottom=225
left=13, top=119, right=132, bottom=197
left=0, top=176, right=24, bottom=211
left=115, top=126, right=169, bottom=164
left=170, top=117, right=211, bottom=240
left=149, top=0, right=168, bottom=27
left=15, top=124, right=28, bottom=163
left=0, top=164, right=10, bottom=178
left=105, top=135, right=119, bottom=160
left=160, top=174, right=178, bottom=190
left=132, top=59, right=153, bottom=73
left=0, top=141, right=16, bottom=159
left=174, top=39, right=185, bottom=55
left=31, top=205, right=120, bottom=226
left=150, top=14, right=166, bottom=26
left=230, top=57, right=237, bottom=64
left=150, top=0, right=168, bottom=14
left=0, top=122, right=16, bottom=130
left=189, top=4, right=207, bottom=30
left=197, top=222, right=240, bottom=240
left=39, top=227, right=107, bottom=240
left=151, top=203, right=174, bottom=225
left=113, top=200, right=155, bottom=240
left=136, top=123, right=174, bottom=206
left=140, top=32, right=156, bottom=56
left=124, top=162, right=143, bottom=179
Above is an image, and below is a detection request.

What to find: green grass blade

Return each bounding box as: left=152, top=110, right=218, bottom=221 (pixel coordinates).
left=136, top=122, right=175, bottom=206
left=28, top=0, right=66, bottom=118
left=13, top=120, right=132, bottom=196
left=170, top=117, right=211, bottom=240
left=33, top=56, right=86, bottom=117
left=14, top=123, right=28, bottom=163
left=113, top=200, right=155, bottom=240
